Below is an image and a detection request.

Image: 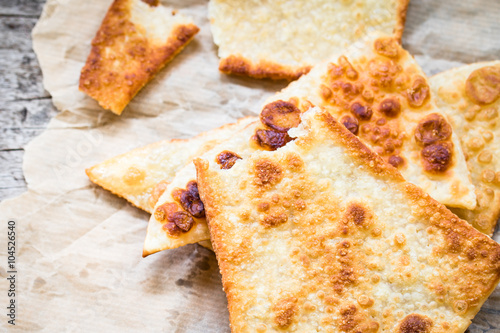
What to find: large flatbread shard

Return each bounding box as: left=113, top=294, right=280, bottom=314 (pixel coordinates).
left=86, top=116, right=256, bottom=213
left=208, top=0, right=409, bottom=80
left=255, top=34, right=476, bottom=210
left=430, top=61, right=500, bottom=235
left=195, top=108, right=500, bottom=333
left=143, top=121, right=260, bottom=256
left=143, top=35, right=478, bottom=256
left=79, top=0, right=199, bottom=114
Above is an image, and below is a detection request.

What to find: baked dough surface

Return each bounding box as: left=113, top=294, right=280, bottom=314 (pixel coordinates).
left=79, top=0, right=199, bottom=114
left=196, top=107, right=500, bottom=333
left=209, top=0, right=409, bottom=80
left=431, top=61, right=500, bottom=234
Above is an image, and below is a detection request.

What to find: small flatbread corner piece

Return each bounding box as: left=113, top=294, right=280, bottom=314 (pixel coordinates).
left=257, top=33, right=477, bottom=211
left=86, top=116, right=256, bottom=213
left=143, top=120, right=260, bottom=256
left=208, top=0, right=409, bottom=80
left=195, top=107, right=500, bottom=332
left=431, top=61, right=500, bottom=235
left=79, top=0, right=199, bottom=114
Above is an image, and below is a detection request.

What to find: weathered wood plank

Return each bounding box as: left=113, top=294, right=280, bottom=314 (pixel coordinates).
left=0, top=17, right=48, bottom=101
left=0, top=149, right=27, bottom=200
left=0, top=0, right=45, bottom=17
left=0, top=3, right=57, bottom=201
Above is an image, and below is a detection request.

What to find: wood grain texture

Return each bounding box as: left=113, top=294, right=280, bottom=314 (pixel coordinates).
left=0, top=1, right=58, bottom=201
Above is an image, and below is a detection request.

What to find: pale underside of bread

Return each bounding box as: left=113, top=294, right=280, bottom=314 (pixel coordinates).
left=143, top=121, right=261, bottom=256
left=430, top=61, right=500, bottom=235
left=260, top=32, right=476, bottom=211
left=86, top=116, right=256, bottom=213
left=144, top=34, right=478, bottom=255
left=79, top=0, right=199, bottom=114
left=209, top=0, right=409, bottom=80
left=195, top=108, right=500, bottom=333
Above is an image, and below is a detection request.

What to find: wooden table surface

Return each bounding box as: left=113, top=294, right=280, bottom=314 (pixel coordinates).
left=0, top=0, right=58, bottom=201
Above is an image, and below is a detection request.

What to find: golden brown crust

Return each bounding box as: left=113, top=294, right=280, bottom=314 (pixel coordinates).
left=394, top=0, right=410, bottom=42
left=219, top=54, right=312, bottom=81
left=317, top=111, right=405, bottom=182
left=212, top=0, right=409, bottom=81
left=86, top=116, right=256, bottom=213
left=430, top=61, right=500, bottom=235
left=196, top=108, right=500, bottom=332
left=257, top=34, right=476, bottom=210
left=79, top=0, right=199, bottom=114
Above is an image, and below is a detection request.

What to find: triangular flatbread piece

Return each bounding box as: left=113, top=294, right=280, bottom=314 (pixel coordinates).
left=79, top=0, right=199, bottom=114
left=195, top=107, right=500, bottom=332
left=431, top=61, right=500, bottom=234
left=143, top=121, right=260, bottom=256
left=257, top=33, right=476, bottom=210
left=144, top=33, right=478, bottom=255
left=209, top=0, right=409, bottom=80
left=86, top=116, right=256, bottom=213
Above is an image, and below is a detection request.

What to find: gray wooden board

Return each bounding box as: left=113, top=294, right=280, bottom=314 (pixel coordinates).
left=0, top=1, right=57, bottom=201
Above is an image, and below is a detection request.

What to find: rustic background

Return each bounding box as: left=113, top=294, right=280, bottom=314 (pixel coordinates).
left=0, top=0, right=58, bottom=201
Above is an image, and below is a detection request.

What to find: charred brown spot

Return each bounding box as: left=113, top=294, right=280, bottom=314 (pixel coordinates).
left=341, top=82, right=361, bottom=100
left=414, top=113, right=452, bottom=146
left=162, top=222, right=181, bottom=236
left=167, top=211, right=194, bottom=232
left=421, top=142, right=453, bottom=173
left=261, top=213, right=288, bottom=228
left=407, top=76, right=430, bottom=108
left=374, top=37, right=400, bottom=58
left=341, top=115, right=359, bottom=135
left=154, top=202, right=177, bottom=222
left=260, top=100, right=301, bottom=132
left=388, top=155, right=405, bottom=168
left=346, top=204, right=367, bottom=226
left=465, top=65, right=500, bottom=105
left=254, top=160, right=283, bottom=186
left=216, top=150, right=242, bottom=169
left=174, top=181, right=205, bottom=218
left=254, top=129, right=292, bottom=150
left=351, top=102, right=373, bottom=120
left=398, top=314, right=433, bottom=333
left=340, top=203, right=372, bottom=236
left=445, top=231, right=462, bottom=253
left=333, top=268, right=356, bottom=293
left=273, top=297, right=297, bottom=328
left=157, top=202, right=195, bottom=236
left=379, top=97, right=401, bottom=117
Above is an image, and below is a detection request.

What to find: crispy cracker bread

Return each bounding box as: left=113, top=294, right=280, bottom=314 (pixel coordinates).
left=144, top=34, right=478, bottom=255
left=430, top=61, right=500, bottom=235
left=257, top=34, right=476, bottom=210
left=86, top=116, right=256, bottom=213
left=143, top=121, right=260, bottom=256
left=79, top=0, right=199, bottom=114
left=195, top=107, right=500, bottom=333
left=209, top=0, right=409, bottom=80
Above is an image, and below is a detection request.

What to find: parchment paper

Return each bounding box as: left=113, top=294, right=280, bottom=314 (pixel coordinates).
left=1, top=0, right=499, bottom=331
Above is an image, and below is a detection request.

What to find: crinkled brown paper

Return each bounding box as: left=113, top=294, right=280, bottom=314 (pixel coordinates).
left=0, top=0, right=499, bottom=331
